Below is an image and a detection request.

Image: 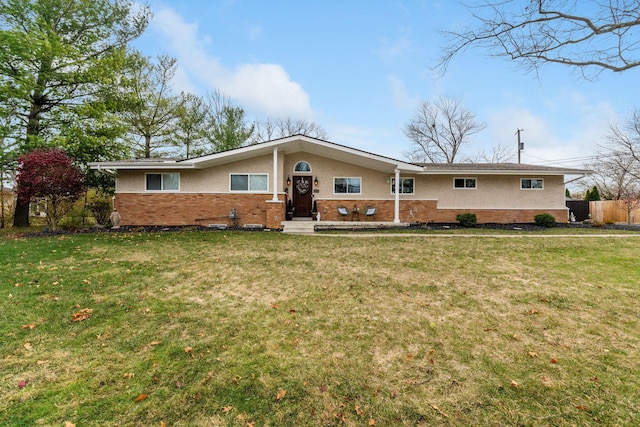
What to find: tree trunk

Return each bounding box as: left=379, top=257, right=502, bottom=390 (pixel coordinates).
left=13, top=84, right=46, bottom=228
left=13, top=195, right=30, bottom=227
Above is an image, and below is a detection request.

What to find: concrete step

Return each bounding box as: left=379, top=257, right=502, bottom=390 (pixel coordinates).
left=282, top=221, right=316, bottom=234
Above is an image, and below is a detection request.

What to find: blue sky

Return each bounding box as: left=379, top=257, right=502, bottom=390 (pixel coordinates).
left=132, top=0, right=639, bottom=168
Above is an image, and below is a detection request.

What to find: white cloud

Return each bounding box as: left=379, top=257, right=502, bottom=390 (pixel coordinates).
left=148, top=7, right=313, bottom=120
left=482, top=96, right=615, bottom=167
left=374, top=35, right=412, bottom=63
left=388, top=75, right=418, bottom=111
left=246, top=23, right=263, bottom=41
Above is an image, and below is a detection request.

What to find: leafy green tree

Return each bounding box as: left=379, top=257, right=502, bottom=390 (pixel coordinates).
left=0, top=0, right=151, bottom=227
left=206, top=90, right=255, bottom=152
left=123, top=54, right=184, bottom=158
left=585, top=186, right=601, bottom=201
left=175, top=92, right=211, bottom=158
left=16, top=148, right=85, bottom=230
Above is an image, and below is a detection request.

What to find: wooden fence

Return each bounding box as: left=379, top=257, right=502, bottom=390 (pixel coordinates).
left=589, top=200, right=640, bottom=224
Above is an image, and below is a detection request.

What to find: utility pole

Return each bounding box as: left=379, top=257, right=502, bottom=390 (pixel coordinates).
left=515, top=129, right=524, bottom=164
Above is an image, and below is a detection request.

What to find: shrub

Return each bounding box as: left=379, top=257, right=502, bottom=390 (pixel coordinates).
left=87, top=199, right=113, bottom=226
left=456, top=212, right=477, bottom=227
left=534, top=213, right=556, bottom=227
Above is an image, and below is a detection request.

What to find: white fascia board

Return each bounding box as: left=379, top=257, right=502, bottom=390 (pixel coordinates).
left=88, top=162, right=195, bottom=170
left=417, top=169, right=591, bottom=176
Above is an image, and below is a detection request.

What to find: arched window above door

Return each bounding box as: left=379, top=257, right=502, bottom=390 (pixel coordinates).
left=294, top=161, right=312, bottom=173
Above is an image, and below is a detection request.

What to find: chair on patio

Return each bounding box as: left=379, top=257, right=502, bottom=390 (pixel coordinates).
left=364, top=206, right=376, bottom=220
left=337, top=205, right=350, bottom=220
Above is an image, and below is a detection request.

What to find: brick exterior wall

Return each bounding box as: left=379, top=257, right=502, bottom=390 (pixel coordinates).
left=318, top=199, right=568, bottom=224
left=114, top=193, right=286, bottom=228
left=114, top=193, right=567, bottom=227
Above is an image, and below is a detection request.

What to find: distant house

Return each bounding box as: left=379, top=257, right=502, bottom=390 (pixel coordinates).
left=89, top=135, right=591, bottom=229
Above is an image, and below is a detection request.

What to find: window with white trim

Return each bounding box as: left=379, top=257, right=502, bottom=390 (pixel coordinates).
left=230, top=173, right=268, bottom=192
left=146, top=173, right=180, bottom=191
left=334, top=177, right=361, bottom=194
left=391, top=178, right=414, bottom=194
left=294, top=161, right=311, bottom=172
left=521, top=178, right=544, bottom=190
left=454, top=178, right=477, bottom=189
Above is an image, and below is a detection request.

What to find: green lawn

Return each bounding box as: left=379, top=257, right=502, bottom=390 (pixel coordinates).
left=1, top=230, right=639, bottom=426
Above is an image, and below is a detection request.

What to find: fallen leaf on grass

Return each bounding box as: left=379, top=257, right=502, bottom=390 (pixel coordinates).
left=17, top=380, right=28, bottom=388
left=431, top=404, right=449, bottom=418
left=24, top=342, right=33, bottom=350
left=529, top=308, right=539, bottom=315
left=222, top=405, right=233, bottom=413
left=37, top=360, right=49, bottom=365
left=123, top=373, right=134, bottom=379
left=22, top=323, right=37, bottom=330
left=527, top=351, right=538, bottom=358
left=276, top=389, right=286, bottom=400
left=550, top=358, right=558, bottom=364
left=368, top=419, right=376, bottom=426
left=71, top=308, right=93, bottom=322
left=510, top=380, right=519, bottom=389
left=354, top=405, right=362, bottom=415
left=576, top=405, right=588, bottom=411
left=184, top=346, right=194, bottom=357
left=64, top=422, right=76, bottom=427
left=135, top=393, right=149, bottom=402
left=149, top=341, right=161, bottom=347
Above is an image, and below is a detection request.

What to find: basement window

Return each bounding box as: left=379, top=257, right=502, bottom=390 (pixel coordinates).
left=146, top=173, right=180, bottom=191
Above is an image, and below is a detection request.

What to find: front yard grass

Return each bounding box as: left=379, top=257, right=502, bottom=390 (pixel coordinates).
left=1, top=230, right=639, bottom=426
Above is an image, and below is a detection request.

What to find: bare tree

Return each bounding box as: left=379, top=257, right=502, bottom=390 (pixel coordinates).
left=590, top=110, right=640, bottom=223
left=588, top=150, right=637, bottom=200
left=253, top=117, right=328, bottom=142
left=606, top=109, right=640, bottom=176
left=403, top=97, right=485, bottom=163
left=439, top=1, right=640, bottom=78
left=471, top=144, right=513, bottom=163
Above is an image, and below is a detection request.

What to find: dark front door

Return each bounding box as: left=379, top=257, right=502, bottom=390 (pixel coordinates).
left=292, top=176, right=313, bottom=217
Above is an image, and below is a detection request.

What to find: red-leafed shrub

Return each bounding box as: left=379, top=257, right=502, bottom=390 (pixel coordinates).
left=16, top=149, right=85, bottom=230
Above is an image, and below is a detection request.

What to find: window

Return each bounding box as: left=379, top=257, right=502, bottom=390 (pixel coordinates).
left=454, top=178, right=477, bottom=189
left=334, top=177, right=361, bottom=194
left=294, top=161, right=311, bottom=172
left=230, top=173, right=268, bottom=192
left=521, top=178, right=544, bottom=190
left=391, top=178, right=414, bottom=194
left=146, top=173, right=179, bottom=191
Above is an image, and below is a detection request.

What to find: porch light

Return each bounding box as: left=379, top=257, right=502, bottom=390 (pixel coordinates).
left=314, top=176, right=318, bottom=186
left=287, top=176, right=291, bottom=186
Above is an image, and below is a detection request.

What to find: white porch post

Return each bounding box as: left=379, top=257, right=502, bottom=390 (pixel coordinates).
left=272, top=147, right=279, bottom=201
left=394, top=168, right=400, bottom=223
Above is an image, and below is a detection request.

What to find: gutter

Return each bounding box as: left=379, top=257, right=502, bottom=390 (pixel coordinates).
left=564, top=173, right=589, bottom=185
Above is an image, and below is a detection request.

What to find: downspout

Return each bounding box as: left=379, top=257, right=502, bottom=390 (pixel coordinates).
left=272, top=147, right=279, bottom=201
left=394, top=168, right=400, bottom=223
